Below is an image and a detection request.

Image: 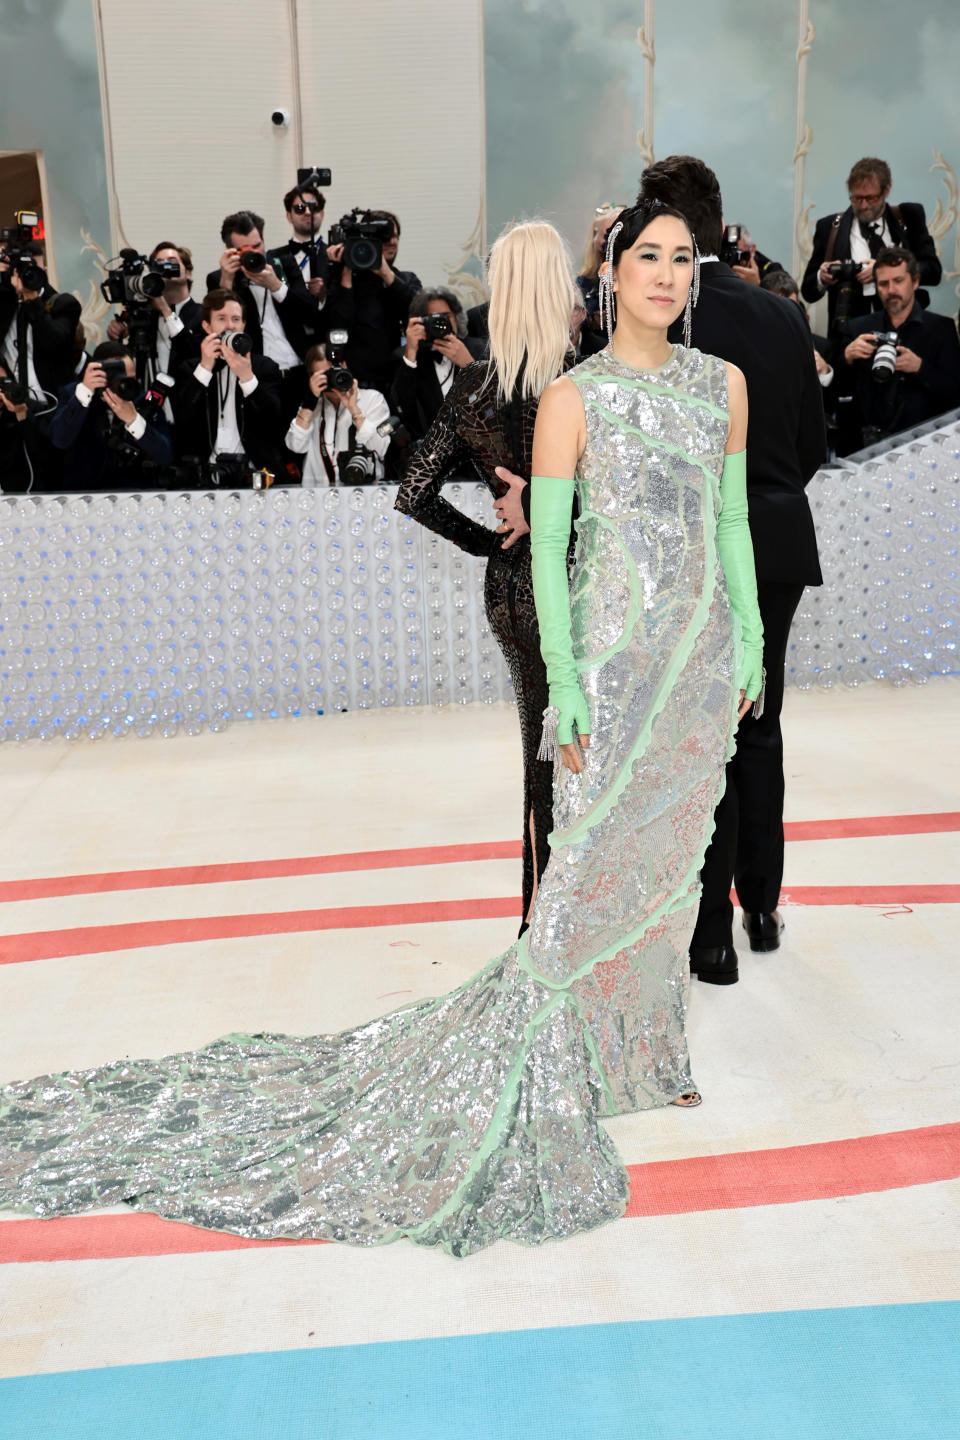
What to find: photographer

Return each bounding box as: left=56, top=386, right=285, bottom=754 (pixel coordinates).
left=841, top=245, right=960, bottom=447
left=173, top=289, right=284, bottom=484
left=208, top=209, right=320, bottom=408
left=0, top=231, right=81, bottom=404
left=324, top=209, right=421, bottom=392
left=392, top=288, right=484, bottom=442
left=106, top=242, right=201, bottom=381
left=272, top=183, right=330, bottom=304
left=285, top=342, right=389, bottom=486
left=801, top=157, right=941, bottom=336
left=48, top=341, right=173, bottom=490
left=721, top=223, right=785, bottom=286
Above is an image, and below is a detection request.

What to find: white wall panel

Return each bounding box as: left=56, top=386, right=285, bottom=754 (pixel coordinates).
left=98, top=0, right=302, bottom=279
left=96, top=0, right=486, bottom=300
left=295, top=0, right=486, bottom=299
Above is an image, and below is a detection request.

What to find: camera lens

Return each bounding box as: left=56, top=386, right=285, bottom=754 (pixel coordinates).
left=347, top=238, right=379, bottom=271
left=240, top=251, right=267, bottom=275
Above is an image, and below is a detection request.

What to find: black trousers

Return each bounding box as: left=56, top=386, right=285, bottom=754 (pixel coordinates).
left=691, top=580, right=806, bottom=948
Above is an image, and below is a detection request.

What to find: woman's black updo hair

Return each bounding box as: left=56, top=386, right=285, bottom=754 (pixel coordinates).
left=609, top=199, right=693, bottom=268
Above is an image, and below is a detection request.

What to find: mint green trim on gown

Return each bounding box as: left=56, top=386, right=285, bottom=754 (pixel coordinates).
left=0, top=346, right=739, bottom=1258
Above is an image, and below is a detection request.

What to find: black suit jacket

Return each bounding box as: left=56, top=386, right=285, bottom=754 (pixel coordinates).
left=268, top=241, right=328, bottom=351
left=0, top=282, right=82, bottom=397
left=49, top=381, right=173, bottom=489
left=801, top=202, right=942, bottom=329
left=172, top=352, right=284, bottom=474
left=204, top=251, right=320, bottom=361
left=323, top=265, right=422, bottom=391
left=669, top=262, right=825, bottom=586
left=842, top=303, right=960, bottom=437
left=390, top=339, right=486, bottom=441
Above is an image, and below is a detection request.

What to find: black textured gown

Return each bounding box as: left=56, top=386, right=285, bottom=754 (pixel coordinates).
left=395, top=363, right=562, bottom=922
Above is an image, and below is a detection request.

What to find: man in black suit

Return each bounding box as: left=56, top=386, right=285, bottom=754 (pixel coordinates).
left=172, top=289, right=285, bottom=484
left=324, top=209, right=421, bottom=393
left=0, top=243, right=81, bottom=401
left=49, top=341, right=173, bottom=490
left=841, top=245, right=960, bottom=446
left=207, top=209, right=321, bottom=413
left=392, top=287, right=485, bottom=444
left=106, top=242, right=202, bottom=387
left=801, top=157, right=941, bottom=337
left=639, top=154, right=826, bottom=985
left=272, top=182, right=330, bottom=313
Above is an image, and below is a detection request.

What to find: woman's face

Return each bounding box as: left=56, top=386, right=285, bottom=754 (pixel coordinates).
left=609, top=214, right=693, bottom=331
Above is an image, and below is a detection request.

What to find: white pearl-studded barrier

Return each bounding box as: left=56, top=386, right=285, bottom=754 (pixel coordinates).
left=790, top=418, right=960, bottom=688
left=0, top=420, right=957, bottom=742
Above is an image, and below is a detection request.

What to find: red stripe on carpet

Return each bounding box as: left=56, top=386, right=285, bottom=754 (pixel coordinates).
left=623, top=1120, right=960, bottom=1217
left=0, top=897, right=522, bottom=965
left=1, top=884, right=958, bottom=966
left=784, top=811, right=960, bottom=842
left=3, top=1122, right=956, bottom=1264
left=0, top=841, right=522, bottom=904
left=2, top=812, right=956, bottom=903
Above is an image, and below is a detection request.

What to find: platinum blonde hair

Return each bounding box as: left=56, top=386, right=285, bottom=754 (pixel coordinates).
left=486, top=220, right=578, bottom=403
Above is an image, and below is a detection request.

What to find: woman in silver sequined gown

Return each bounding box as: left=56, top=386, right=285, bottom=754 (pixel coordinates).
left=0, top=206, right=755, bottom=1258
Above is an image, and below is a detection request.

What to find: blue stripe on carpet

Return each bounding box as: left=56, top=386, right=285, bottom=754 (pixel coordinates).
left=1, top=1301, right=957, bottom=1440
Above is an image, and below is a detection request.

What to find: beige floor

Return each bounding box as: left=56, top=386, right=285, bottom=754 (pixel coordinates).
left=1, top=679, right=959, bottom=1387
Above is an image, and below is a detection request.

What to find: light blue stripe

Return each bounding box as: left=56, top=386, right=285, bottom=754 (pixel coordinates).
left=1, top=1302, right=957, bottom=1440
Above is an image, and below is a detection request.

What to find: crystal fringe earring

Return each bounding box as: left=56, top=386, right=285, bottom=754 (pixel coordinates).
left=599, top=220, right=623, bottom=347
left=683, top=237, right=702, bottom=348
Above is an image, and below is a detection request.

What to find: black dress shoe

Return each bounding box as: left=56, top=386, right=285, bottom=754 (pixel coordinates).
left=688, top=944, right=739, bottom=985
left=742, top=911, right=784, bottom=952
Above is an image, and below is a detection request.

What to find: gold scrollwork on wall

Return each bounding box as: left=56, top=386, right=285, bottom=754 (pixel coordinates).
left=929, top=149, right=960, bottom=301
left=635, top=1, right=656, bottom=167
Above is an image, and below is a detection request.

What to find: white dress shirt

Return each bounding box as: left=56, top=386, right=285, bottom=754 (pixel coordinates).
left=1, top=318, right=44, bottom=401
left=254, top=283, right=301, bottom=371
left=403, top=350, right=456, bottom=398
left=285, top=386, right=390, bottom=486
left=192, top=362, right=259, bottom=458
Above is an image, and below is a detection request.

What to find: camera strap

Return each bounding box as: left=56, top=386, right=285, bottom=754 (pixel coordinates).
left=823, top=213, right=843, bottom=266
left=317, top=400, right=337, bottom=485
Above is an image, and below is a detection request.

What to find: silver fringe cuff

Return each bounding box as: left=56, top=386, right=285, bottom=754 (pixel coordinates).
left=537, top=705, right=561, bottom=763
left=751, top=666, right=767, bottom=720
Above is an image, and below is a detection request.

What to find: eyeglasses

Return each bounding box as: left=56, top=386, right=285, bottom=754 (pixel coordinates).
left=850, top=192, right=884, bottom=204
left=292, top=202, right=319, bottom=215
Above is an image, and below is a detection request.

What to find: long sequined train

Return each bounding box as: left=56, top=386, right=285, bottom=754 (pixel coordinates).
left=0, top=345, right=740, bottom=1257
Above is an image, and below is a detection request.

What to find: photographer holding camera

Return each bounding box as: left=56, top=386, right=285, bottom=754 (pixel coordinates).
left=173, top=289, right=284, bottom=484
left=48, top=340, right=173, bottom=489
left=392, top=288, right=484, bottom=443
left=324, top=209, right=421, bottom=392
left=273, top=183, right=330, bottom=303
left=106, top=242, right=201, bottom=383
left=841, top=245, right=960, bottom=447
left=209, top=210, right=320, bottom=410
left=801, top=158, right=941, bottom=336
left=0, top=215, right=81, bottom=404
left=285, top=342, right=390, bottom=485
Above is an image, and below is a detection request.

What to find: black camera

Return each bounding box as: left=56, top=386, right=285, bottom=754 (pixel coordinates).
left=328, top=208, right=395, bottom=271
left=328, top=364, right=354, bottom=391
left=100, top=249, right=168, bottom=306
left=719, top=224, right=750, bottom=268
left=420, top=313, right=453, bottom=341
left=298, top=167, right=331, bottom=189
left=235, top=245, right=268, bottom=275
left=100, top=357, right=140, bottom=400
left=826, top=259, right=864, bottom=283
left=0, top=374, right=30, bottom=406
left=337, top=446, right=378, bottom=484
left=826, top=258, right=866, bottom=332
left=0, top=210, right=46, bottom=291
left=219, top=330, right=253, bottom=357
left=324, top=328, right=353, bottom=391
left=870, top=330, right=899, bottom=385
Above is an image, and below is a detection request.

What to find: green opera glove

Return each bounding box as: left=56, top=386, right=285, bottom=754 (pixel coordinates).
left=716, top=449, right=765, bottom=710
left=530, top=475, right=590, bottom=755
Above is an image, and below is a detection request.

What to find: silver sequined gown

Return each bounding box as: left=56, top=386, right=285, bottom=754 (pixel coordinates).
left=0, top=345, right=740, bottom=1258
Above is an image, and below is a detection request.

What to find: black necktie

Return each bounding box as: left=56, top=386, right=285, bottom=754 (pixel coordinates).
left=864, top=221, right=886, bottom=260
